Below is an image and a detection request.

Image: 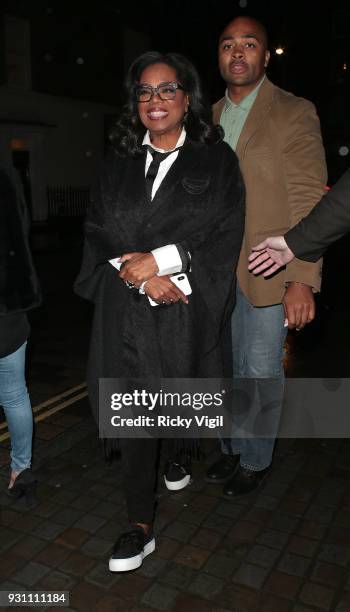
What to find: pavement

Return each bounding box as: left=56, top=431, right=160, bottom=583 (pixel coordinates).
left=1, top=231, right=350, bottom=612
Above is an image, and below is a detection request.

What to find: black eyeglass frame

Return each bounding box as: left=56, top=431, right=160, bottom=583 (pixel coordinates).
left=135, top=81, right=185, bottom=102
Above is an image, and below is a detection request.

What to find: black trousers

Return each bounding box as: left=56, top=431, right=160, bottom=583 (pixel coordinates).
left=119, top=437, right=181, bottom=524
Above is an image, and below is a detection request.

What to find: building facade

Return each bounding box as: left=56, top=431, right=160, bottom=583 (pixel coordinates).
left=0, top=14, right=119, bottom=222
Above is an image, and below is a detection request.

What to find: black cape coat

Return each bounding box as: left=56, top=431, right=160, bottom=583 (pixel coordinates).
left=74, top=137, right=245, bottom=443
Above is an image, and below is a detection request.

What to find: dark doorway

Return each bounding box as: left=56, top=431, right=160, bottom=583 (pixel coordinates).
left=12, top=149, right=32, bottom=217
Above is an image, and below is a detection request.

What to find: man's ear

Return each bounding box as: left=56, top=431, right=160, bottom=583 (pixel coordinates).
left=264, top=50, right=271, bottom=68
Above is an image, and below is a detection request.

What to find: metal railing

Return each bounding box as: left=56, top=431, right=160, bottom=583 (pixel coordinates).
left=47, top=185, right=90, bottom=217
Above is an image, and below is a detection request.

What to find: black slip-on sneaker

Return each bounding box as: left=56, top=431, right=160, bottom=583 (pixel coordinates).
left=109, top=526, right=155, bottom=572
left=164, top=459, right=192, bottom=491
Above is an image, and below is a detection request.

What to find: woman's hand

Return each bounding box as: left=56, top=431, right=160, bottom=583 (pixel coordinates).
left=145, top=276, right=189, bottom=305
left=118, top=252, right=158, bottom=286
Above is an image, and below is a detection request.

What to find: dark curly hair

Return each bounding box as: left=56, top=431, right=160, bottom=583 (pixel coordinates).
left=110, top=51, right=223, bottom=156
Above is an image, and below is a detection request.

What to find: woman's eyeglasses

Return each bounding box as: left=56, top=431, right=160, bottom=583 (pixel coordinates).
left=135, top=82, right=184, bottom=102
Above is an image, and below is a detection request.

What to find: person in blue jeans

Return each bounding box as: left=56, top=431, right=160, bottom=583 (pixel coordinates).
left=0, top=164, right=41, bottom=502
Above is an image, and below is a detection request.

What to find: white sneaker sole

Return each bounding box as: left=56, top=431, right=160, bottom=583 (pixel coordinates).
left=164, top=474, right=191, bottom=491
left=109, top=538, right=155, bottom=572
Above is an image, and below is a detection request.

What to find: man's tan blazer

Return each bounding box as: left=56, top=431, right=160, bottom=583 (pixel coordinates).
left=213, top=78, right=327, bottom=307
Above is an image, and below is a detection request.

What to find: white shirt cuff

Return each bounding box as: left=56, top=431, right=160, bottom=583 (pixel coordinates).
left=151, top=244, right=183, bottom=276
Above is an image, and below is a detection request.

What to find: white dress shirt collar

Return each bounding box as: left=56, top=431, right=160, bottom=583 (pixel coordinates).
left=142, top=127, right=186, bottom=153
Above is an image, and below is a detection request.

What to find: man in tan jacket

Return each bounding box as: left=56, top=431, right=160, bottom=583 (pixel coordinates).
left=206, top=15, right=327, bottom=497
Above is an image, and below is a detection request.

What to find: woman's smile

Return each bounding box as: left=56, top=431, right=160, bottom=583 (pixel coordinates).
left=146, top=107, right=169, bottom=120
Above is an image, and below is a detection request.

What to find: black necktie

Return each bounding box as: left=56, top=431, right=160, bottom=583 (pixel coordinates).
left=145, top=148, right=177, bottom=202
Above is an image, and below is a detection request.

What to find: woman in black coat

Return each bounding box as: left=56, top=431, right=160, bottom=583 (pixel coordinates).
left=75, top=51, right=245, bottom=572
left=0, top=165, right=40, bottom=503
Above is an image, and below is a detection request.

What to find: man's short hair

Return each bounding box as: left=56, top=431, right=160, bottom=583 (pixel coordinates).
left=220, top=15, right=269, bottom=50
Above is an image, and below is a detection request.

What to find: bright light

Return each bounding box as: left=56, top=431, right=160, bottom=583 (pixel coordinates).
left=275, top=47, right=284, bottom=55
left=343, top=63, right=347, bottom=71
left=339, top=146, right=349, bottom=157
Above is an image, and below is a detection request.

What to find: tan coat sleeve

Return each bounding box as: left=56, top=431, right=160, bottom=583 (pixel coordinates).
left=283, top=100, right=327, bottom=290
